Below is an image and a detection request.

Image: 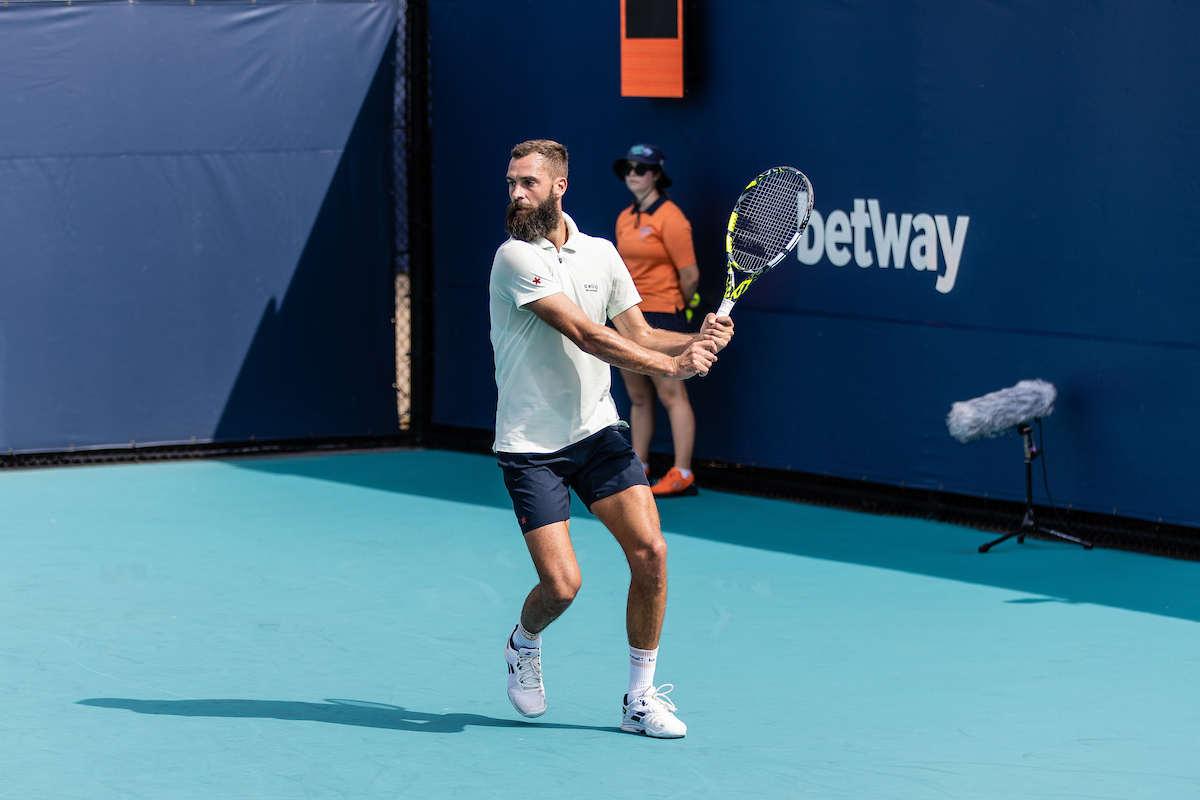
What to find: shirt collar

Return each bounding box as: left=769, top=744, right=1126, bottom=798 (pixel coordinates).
left=534, top=212, right=580, bottom=253
left=629, top=195, right=668, bottom=217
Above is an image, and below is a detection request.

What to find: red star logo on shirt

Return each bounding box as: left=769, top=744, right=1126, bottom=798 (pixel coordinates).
left=532, top=277, right=541, bottom=285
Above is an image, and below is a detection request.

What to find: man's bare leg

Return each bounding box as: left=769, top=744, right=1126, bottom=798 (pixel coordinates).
left=519, top=520, right=582, bottom=634
left=505, top=520, right=580, bottom=718
left=590, top=485, right=668, bottom=650
left=592, top=484, right=686, bottom=737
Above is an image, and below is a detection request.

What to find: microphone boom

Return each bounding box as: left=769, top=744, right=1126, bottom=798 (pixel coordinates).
left=947, top=380, right=1057, bottom=444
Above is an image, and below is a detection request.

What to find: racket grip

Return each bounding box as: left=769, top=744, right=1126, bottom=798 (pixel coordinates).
left=716, top=298, right=735, bottom=317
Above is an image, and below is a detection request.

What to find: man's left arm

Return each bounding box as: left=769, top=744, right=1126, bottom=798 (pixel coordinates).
left=611, top=305, right=733, bottom=356
left=606, top=238, right=732, bottom=356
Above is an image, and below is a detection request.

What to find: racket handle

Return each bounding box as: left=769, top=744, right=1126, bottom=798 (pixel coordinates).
left=716, top=298, right=735, bottom=317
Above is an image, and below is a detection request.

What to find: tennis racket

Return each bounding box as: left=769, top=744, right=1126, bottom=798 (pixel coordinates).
left=716, top=167, right=814, bottom=317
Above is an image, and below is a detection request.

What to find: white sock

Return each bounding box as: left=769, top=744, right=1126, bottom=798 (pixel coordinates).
left=678, top=468, right=692, bottom=479
left=629, top=645, right=658, bottom=697
left=512, top=622, right=541, bottom=651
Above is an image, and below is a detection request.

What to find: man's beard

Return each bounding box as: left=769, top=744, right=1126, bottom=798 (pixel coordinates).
left=505, top=191, right=561, bottom=242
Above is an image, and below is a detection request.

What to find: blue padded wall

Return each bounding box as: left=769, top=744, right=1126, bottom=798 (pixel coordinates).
left=429, top=0, right=1200, bottom=527
left=0, top=0, right=398, bottom=453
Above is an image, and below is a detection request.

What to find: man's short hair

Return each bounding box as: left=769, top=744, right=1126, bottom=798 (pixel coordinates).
left=511, top=139, right=568, bottom=180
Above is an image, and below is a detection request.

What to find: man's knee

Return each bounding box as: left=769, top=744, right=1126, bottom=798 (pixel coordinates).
left=629, top=535, right=668, bottom=581
left=541, top=572, right=583, bottom=612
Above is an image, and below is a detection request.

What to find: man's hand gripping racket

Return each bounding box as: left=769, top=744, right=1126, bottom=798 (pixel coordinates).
left=716, top=167, right=814, bottom=317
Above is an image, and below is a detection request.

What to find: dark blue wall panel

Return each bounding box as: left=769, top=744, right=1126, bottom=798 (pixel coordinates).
left=0, top=1, right=398, bottom=452
left=429, top=0, right=1200, bottom=526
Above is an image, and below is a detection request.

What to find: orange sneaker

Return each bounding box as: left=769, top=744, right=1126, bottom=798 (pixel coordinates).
left=651, top=467, right=697, bottom=498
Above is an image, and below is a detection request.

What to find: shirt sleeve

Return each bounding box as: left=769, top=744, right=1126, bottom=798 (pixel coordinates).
left=606, top=242, right=642, bottom=320
left=660, top=206, right=698, bottom=271
left=491, top=240, right=562, bottom=309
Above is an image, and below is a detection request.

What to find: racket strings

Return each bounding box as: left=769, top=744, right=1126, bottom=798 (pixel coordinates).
left=730, top=171, right=809, bottom=274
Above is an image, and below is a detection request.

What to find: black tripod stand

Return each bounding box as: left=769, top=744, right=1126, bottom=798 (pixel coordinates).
left=978, top=422, right=1094, bottom=553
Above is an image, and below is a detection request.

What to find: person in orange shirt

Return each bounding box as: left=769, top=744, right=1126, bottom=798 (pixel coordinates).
left=612, top=144, right=700, bottom=497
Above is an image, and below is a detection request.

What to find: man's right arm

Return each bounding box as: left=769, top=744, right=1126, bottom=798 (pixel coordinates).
left=524, top=293, right=717, bottom=379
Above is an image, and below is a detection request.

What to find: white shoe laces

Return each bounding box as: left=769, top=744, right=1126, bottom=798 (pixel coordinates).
left=636, top=684, right=677, bottom=714
left=515, top=651, right=542, bottom=690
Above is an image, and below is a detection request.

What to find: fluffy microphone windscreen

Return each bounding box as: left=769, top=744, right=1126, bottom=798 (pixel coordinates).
left=947, top=380, right=1057, bottom=444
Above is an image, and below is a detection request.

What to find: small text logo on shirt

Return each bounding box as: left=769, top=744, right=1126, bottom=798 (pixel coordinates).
left=583, top=283, right=599, bottom=293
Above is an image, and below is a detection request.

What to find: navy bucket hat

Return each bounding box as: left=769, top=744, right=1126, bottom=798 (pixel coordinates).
left=611, top=143, right=673, bottom=188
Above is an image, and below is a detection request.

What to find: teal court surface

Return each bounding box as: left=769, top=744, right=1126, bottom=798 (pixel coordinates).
left=2, top=449, right=1199, bottom=799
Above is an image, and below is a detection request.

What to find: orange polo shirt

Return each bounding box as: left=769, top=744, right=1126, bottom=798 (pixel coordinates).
left=614, top=197, right=697, bottom=313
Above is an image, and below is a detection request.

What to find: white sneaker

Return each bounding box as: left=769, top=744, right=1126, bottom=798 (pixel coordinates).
left=621, top=684, right=686, bottom=738
left=505, top=627, right=545, bottom=718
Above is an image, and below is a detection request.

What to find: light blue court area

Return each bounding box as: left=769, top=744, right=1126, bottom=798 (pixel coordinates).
left=3, top=450, right=1199, bottom=799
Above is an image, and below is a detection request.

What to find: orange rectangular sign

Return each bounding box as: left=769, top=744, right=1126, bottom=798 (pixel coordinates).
left=620, top=0, right=684, bottom=98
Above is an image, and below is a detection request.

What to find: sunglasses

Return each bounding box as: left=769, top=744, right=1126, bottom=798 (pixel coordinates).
left=625, top=163, right=655, bottom=176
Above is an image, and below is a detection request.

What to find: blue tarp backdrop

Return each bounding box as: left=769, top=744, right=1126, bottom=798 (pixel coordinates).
left=0, top=0, right=399, bottom=452
left=429, top=1, right=1200, bottom=527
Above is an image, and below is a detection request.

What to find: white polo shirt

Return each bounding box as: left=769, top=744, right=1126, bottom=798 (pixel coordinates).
left=490, top=213, right=641, bottom=454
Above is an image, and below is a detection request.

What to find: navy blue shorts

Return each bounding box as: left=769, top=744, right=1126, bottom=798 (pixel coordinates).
left=642, top=310, right=688, bottom=333
left=497, top=425, right=650, bottom=534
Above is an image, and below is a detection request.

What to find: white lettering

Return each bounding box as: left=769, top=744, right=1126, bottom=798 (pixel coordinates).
left=797, top=209, right=824, bottom=265
left=909, top=213, right=937, bottom=273
left=867, top=199, right=912, bottom=269
left=790, top=200, right=969, bottom=292
left=824, top=210, right=852, bottom=267
left=934, top=215, right=969, bottom=294
left=850, top=199, right=873, bottom=267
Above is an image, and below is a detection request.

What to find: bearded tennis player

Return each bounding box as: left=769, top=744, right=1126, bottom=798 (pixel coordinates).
left=490, top=139, right=733, bottom=738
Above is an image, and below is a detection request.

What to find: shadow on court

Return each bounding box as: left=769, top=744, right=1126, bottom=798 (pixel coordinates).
left=233, top=448, right=517, bottom=510
left=78, top=698, right=619, bottom=734
left=231, top=450, right=1200, bottom=624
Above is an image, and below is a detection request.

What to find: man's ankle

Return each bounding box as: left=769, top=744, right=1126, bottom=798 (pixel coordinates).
left=512, top=622, right=541, bottom=650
